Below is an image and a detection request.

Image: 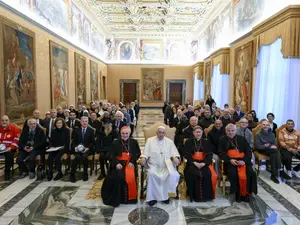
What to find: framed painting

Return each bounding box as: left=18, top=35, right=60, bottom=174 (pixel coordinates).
left=119, top=42, right=133, bottom=60
left=141, top=68, right=164, bottom=102
left=75, top=53, right=86, bottom=105
left=141, top=40, right=163, bottom=61
left=100, top=72, right=107, bottom=100
left=0, top=16, right=36, bottom=122
left=204, top=61, right=212, bottom=99
left=50, top=41, right=69, bottom=108
left=234, top=41, right=253, bottom=112
left=90, top=60, right=99, bottom=101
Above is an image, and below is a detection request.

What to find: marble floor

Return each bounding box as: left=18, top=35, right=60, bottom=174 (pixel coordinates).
left=0, top=109, right=300, bottom=225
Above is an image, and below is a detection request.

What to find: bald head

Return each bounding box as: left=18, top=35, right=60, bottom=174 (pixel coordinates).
left=33, top=109, right=40, bottom=119
left=1, top=115, right=10, bottom=128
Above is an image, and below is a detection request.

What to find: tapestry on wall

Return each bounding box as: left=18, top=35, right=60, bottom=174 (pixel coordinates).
left=74, top=53, right=86, bottom=106
left=141, top=68, right=164, bottom=102
left=50, top=41, right=69, bottom=108
left=204, top=62, right=212, bottom=100
left=1, top=19, right=36, bottom=121
left=234, top=41, right=253, bottom=112
left=90, top=60, right=99, bottom=101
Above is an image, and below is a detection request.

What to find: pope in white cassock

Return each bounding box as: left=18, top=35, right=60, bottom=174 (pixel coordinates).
left=140, top=126, right=181, bottom=206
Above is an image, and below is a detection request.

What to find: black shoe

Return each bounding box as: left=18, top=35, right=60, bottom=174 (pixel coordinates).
left=47, top=173, right=53, bottom=181
left=162, top=199, right=170, bottom=204
left=83, top=173, right=88, bottom=182
left=19, top=172, right=28, bottom=179
left=148, top=200, right=157, bottom=207
left=70, top=174, right=76, bottom=183
left=280, top=170, right=291, bottom=180
left=271, top=175, right=280, bottom=184
left=4, top=173, right=10, bottom=181
left=29, top=172, right=35, bottom=179
left=97, top=174, right=106, bottom=180
left=54, top=172, right=63, bottom=181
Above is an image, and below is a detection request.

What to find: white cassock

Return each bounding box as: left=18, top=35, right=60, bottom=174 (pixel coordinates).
left=142, top=136, right=180, bottom=201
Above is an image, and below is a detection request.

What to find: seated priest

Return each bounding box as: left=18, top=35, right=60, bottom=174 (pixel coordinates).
left=199, top=110, right=214, bottom=129
left=184, top=126, right=217, bottom=202
left=279, top=120, right=300, bottom=178
left=183, top=116, right=199, bottom=139
left=140, top=126, right=181, bottom=207
left=70, top=116, right=95, bottom=183
left=96, top=121, right=114, bottom=180
left=17, top=118, right=47, bottom=179
left=220, top=109, right=235, bottom=127
left=0, top=115, right=21, bottom=181
left=47, top=118, right=70, bottom=181
left=218, top=124, right=257, bottom=202
left=255, top=120, right=291, bottom=183
left=101, top=126, right=141, bottom=207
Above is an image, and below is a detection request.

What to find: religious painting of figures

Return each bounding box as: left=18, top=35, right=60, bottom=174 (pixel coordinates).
left=141, top=40, right=163, bottom=61
left=33, top=0, right=68, bottom=33
left=204, top=62, right=212, bottom=99
left=1, top=20, right=36, bottom=121
left=233, top=0, right=265, bottom=33
left=90, top=61, right=99, bottom=101
left=50, top=41, right=69, bottom=108
left=82, top=15, right=91, bottom=46
left=234, top=41, right=253, bottom=112
left=119, top=42, right=133, bottom=60
left=141, top=68, right=164, bottom=102
left=70, top=2, right=82, bottom=42
left=75, top=53, right=86, bottom=105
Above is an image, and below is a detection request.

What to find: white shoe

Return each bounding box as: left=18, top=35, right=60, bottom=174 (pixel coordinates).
left=287, top=170, right=292, bottom=178
left=292, top=170, right=300, bottom=178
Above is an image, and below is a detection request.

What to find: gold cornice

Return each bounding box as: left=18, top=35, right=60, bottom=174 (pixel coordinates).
left=252, top=5, right=300, bottom=37
left=208, top=47, right=230, bottom=60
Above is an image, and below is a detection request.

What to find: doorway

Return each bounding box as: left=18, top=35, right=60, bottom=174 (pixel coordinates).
left=120, top=79, right=140, bottom=104
left=166, top=80, right=186, bottom=105
left=101, top=76, right=107, bottom=99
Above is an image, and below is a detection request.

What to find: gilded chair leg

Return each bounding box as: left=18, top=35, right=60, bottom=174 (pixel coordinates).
left=222, top=176, right=226, bottom=195
left=140, top=167, right=144, bottom=199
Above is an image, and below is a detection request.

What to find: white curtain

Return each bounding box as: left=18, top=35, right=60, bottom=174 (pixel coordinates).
left=253, top=38, right=300, bottom=130
left=211, top=64, right=230, bottom=108
left=193, top=73, right=204, bottom=102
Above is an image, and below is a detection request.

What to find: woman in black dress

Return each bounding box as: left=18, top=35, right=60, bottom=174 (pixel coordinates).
left=47, top=118, right=70, bottom=181
left=101, top=126, right=141, bottom=207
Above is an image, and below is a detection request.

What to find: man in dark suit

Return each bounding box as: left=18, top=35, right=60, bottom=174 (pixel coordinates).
left=17, top=118, right=47, bottom=179
left=233, top=104, right=245, bottom=122
left=111, top=111, right=126, bottom=139
left=66, top=111, right=81, bottom=129
left=23, top=109, right=45, bottom=130
left=44, top=109, right=57, bottom=138
left=89, top=112, right=102, bottom=139
left=134, top=100, right=140, bottom=121
left=70, top=116, right=95, bottom=182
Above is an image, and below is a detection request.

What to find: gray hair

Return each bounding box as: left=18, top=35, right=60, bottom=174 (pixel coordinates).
left=239, top=118, right=248, bottom=123
left=81, top=116, right=89, bottom=122
left=27, top=118, right=37, bottom=125
left=225, top=123, right=237, bottom=130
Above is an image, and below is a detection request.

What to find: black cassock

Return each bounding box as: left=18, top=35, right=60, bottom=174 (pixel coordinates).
left=101, top=138, right=141, bottom=207
left=184, top=137, right=217, bottom=202
left=218, top=135, right=257, bottom=200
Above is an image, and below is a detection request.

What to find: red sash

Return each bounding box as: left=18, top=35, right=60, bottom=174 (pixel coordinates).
left=116, top=152, right=137, bottom=200
left=192, top=152, right=218, bottom=199
left=227, top=149, right=247, bottom=196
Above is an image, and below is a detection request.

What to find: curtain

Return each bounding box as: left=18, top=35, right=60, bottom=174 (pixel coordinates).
left=210, top=64, right=230, bottom=108
left=253, top=38, right=300, bottom=129
left=193, top=73, right=204, bottom=102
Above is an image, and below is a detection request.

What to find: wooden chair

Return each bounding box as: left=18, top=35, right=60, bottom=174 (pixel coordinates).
left=252, top=124, right=270, bottom=176
left=204, top=124, right=214, bottom=137
left=61, top=128, right=72, bottom=175
left=140, top=122, right=176, bottom=199
left=276, top=124, right=286, bottom=147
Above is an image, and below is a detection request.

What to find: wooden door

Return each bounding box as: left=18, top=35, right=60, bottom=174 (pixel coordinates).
left=169, top=83, right=183, bottom=104
left=123, top=83, right=137, bottom=104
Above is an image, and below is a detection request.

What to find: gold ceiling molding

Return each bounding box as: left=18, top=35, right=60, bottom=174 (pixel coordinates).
left=193, top=62, right=204, bottom=80
left=206, top=47, right=230, bottom=74
left=252, top=5, right=300, bottom=59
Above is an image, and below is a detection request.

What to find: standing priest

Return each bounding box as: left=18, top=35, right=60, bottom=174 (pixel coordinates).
left=140, top=126, right=181, bottom=207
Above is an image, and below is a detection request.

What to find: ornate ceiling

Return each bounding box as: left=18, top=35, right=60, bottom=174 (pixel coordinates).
left=74, top=0, right=229, bottom=37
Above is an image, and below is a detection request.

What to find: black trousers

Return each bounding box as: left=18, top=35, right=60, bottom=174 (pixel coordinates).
left=48, top=151, right=65, bottom=173
left=3, top=151, right=15, bottom=173
left=280, top=148, right=300, bottom=171
left=17, top=151, right=43, bottom=173
left=130, top=124, right=134, bottom=137
left=257, top=148, right=282, bottom=176
left=99, top=152, right=109, bottom=175
left=71, top=152, right=89, bottom=175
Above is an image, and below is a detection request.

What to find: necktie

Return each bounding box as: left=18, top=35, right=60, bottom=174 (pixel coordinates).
left=71, top=120, right=74, bottom=128
left=82, top=128, right=86, bottom=140
left=49, top=119, right=53, bottom=137
left=29, top=130, right=34, bottom=141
